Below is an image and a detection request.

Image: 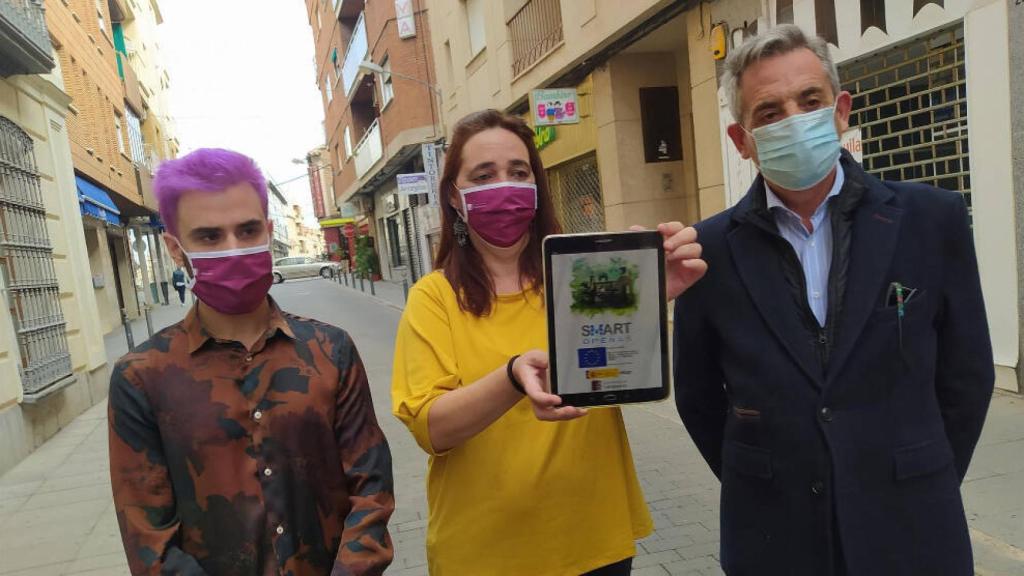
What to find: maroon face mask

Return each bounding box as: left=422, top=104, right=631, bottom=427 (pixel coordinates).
left=457, top=182, right=538, bottom=248
left=176, top=239, right=273, bottom=314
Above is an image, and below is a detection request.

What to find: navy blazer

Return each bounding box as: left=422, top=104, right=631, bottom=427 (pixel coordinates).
left=673, top=156, right=994, bottom=576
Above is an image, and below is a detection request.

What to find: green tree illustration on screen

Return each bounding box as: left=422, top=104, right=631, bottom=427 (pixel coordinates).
left=569, top=257, right=639, bottom=316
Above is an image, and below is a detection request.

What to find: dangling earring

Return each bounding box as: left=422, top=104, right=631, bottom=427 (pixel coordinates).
left=454, top=216, right=468, bottom=247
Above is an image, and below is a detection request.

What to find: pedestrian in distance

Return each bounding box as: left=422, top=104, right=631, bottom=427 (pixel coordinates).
left=171, top=264, right=186, bottom=305
left=673, top=24, right=994, bottom=576
left=108, top=148, right=395, bottom=575
left=391, top=109, right=707, bottom=575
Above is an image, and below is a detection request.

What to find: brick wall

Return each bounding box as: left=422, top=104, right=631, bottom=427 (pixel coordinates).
left=45, top=0, right=138, bottom=202
left=306, top=0, right=440, bottom=203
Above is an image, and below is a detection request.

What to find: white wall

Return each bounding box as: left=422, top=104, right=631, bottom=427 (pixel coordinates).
left=963, top=1, right=1018, bottom=371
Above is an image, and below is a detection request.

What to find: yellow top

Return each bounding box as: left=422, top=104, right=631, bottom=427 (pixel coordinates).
left=392, top=272, right=653, bottom=576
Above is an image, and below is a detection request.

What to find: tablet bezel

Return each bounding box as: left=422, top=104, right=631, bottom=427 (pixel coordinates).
left=543, top=231, right=669, bottom=407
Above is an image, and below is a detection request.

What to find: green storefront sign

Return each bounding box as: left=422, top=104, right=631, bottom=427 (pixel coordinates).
left=534, top=125, right=557, bottom=150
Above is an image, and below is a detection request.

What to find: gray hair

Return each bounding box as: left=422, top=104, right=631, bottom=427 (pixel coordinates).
left=722, top=24, right=841, bottom=124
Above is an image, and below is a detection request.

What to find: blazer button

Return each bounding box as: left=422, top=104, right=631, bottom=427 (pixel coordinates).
left=811, top=480, right=825, bottom=495
left=820, top=407, right=833, bottom=422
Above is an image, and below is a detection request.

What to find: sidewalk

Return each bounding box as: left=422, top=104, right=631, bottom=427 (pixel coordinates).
left=328, top=271, right=408, bottom=310
left=0, top=304, right=196, bottom=574
left=0, top=281, right=1021, bottom=575
left=103, top=301, right=192, bottom=366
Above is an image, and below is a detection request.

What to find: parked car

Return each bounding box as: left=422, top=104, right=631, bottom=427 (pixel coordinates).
left=272, top=256, right=340, bottom=283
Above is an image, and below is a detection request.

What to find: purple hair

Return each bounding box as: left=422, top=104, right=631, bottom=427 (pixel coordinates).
left=154, top=148, right=269, bottom=236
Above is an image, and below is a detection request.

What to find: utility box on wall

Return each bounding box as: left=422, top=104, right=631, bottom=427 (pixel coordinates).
left=639, top=86, right=683, bottom=163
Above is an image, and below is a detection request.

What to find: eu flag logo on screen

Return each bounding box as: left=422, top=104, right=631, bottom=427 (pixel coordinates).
left=578, top=347, right=608, bottom=368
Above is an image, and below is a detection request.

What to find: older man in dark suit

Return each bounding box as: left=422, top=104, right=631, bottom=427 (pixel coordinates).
left=673, top=24, right=994, bottom=576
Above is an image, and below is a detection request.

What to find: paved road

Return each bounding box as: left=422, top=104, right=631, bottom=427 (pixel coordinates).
left=1, top=278, right=1021, bottom=575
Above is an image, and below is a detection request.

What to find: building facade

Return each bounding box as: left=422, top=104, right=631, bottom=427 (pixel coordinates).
left=692, top=0, right=1019, bottom=393
left=46, top=0, right=177, bottom=336
left=269, top=181, right=292, bottom=259
left=305, top=145, right=355, bottom=266
left=305, top=0, right=443, bottom=284
left=287, top=204, right=326, bottom=259
left=426, top=0, right=702, bottom=233
left=426, top=0, right=1021, bottom=394
left=0, top=0, right=110, bottom=474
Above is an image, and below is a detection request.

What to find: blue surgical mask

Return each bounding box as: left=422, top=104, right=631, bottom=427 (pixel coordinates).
left=749, top=106, right=841, bottom=191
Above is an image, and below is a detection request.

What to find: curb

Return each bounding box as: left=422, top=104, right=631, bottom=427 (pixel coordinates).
left=326, top=277, right=406, bottom=313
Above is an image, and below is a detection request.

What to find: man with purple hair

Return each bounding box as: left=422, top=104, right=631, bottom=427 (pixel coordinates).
left=107, top=148, right=394, bottom=575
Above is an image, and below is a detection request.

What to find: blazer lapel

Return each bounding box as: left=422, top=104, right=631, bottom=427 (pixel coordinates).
left=826, top=177, right=903, bottom=382
left=728, top=188, right=824, bottom=387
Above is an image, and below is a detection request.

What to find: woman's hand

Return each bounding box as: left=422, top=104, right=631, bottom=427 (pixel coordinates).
left=631, top=222, right=707, bottom=301
left=513, top=350, right=588, bottom=421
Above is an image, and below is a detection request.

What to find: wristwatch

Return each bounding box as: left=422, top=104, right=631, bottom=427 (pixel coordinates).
left=506, top=355, right=526, bottom=395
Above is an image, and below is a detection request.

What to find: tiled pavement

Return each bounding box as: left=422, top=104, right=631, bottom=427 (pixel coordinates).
left=1, top=278, right=1022, bottom=575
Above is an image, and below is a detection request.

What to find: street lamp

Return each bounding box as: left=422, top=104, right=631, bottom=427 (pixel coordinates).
left=358, top=60, right=446, bottom=140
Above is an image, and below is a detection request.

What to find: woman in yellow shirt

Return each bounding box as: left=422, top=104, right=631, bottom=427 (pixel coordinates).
left=391, top=109, right=706, bottom=575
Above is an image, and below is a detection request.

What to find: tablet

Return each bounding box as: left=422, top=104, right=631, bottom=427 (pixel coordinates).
left=543, top=231, right=669, bottom=407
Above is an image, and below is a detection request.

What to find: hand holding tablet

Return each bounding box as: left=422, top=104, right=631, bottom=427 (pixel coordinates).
left=543, top=230, right=671, bottom=407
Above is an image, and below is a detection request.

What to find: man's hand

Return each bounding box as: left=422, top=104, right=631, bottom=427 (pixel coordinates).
left=513, top=350, right=588, bottom=421
left=631, top=222, right=707, bottom=300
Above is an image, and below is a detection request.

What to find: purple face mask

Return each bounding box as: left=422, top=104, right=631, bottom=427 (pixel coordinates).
left=458, top=181, right=538, bottom=248
left=176, top=240, right=273, bottom=315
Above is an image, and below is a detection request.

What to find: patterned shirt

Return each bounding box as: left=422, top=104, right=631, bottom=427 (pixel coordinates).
left=108, top=299, right=394, bottom=576
left=765, top=163, right=845, bottom=326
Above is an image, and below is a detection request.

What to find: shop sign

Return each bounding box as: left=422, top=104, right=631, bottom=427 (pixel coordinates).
left=396, top=0, right=416, bottom=38
left=534, top=125, right=557, bottom=150
left=841, top=127, right=863, bottom=163
left=531, top=88, right=580, bottom=126
left=397, top=172, right=430, bottom=196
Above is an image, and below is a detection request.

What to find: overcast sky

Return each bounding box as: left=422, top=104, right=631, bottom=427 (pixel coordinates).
left=158, top=1, right=323, bottom=225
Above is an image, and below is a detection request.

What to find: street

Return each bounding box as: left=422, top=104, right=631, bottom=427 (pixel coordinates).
left=1, top=278, right=1022, bottom=575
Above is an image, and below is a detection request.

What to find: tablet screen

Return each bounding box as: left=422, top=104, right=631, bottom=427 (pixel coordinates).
left=549, top=247, right=663, bottom=396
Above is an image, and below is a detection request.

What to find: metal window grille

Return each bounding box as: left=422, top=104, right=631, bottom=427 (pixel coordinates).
left=547, top=153, right=605, bottom=233
left=0, top=116, right=72, bottom=396
left=405, top=196, right=422, bottom=282
left=508, top=0, right=563, bottom=77
left=840, top=25, right=970, bottom=215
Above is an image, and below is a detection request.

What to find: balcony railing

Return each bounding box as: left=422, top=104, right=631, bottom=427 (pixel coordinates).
left=341, top=11, right=367, bottom=97
left=0, top=0, right=55, bottom=76
left=353, top=118, right=382, bottom=178
left=509, top=0, right=563, bottom=77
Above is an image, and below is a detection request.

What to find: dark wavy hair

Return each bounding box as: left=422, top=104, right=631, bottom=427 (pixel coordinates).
left=435, top=109, right=561, bottom=316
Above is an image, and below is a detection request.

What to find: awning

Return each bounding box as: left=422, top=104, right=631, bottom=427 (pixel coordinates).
left=77, top=176, right=122, bottom=226
left=320, top=217, right=354, bottom=228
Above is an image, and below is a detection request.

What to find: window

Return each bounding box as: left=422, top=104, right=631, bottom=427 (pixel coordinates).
left=508, top=0, right=563, bottom=76
left=379, top=57, right=393, bottom=107
left=125, top=108, right=145, bottom=166
left=444, top=40, right=454, bottom=87
left=96, top=0, right=106, bottom=32
left=324, top=72, right=333, bottom=103
left=0, top=116, right=72, bottom=397
left=465, top=0, right=486, bottom=57
left=344, top=126, right=353, bottom=158
left=114, top=113, right=125, bottom=155
left=332, top=48, right=342, bottom=85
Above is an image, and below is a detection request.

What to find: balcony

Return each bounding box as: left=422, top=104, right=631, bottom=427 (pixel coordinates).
left=509, top=0, right=563, bottom=77
left=135, top=164, right=156, bottom=211
left=0, top=0, right=54, bottom=76
left=118, top=52, right=144, bottom=114
left=340, top=11, right=367, bottom=97
left=334, top=0, right=363, bottom=21
left=353, top=118, right=382, bottom=178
